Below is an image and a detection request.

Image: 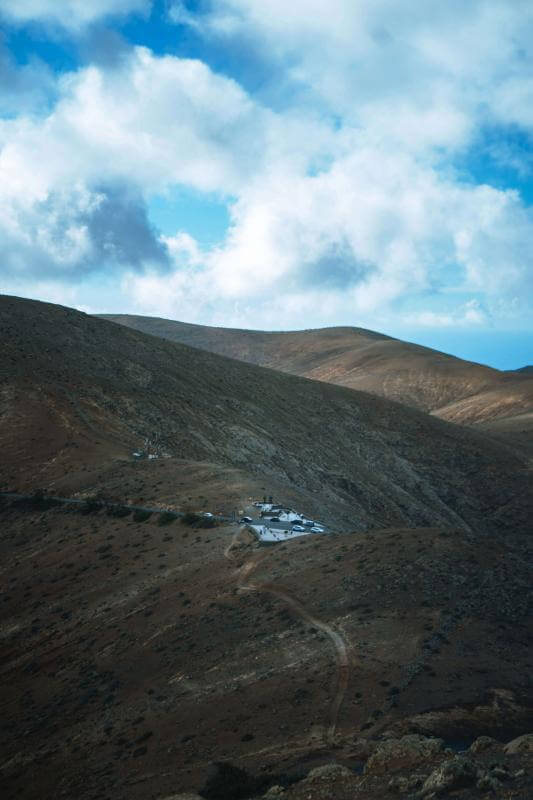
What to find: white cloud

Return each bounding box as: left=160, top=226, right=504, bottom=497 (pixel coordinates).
left=188, top=1, right=533, bottom=152
left=0, top=47, right=285, bottom=278
left=120, top=144, right=533, bottom=330
left=2, top=2, right=533, bottom=333
left=404, top=300, right=488, bottom=329
left=0, top=0, right=150, bottom=30
left=168, top=1, right=201, bottom=29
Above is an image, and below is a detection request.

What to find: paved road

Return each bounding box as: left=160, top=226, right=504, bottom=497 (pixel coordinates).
left=0, top=492, right=232, bottom=522
left=0, top=493, right=326, bottom=536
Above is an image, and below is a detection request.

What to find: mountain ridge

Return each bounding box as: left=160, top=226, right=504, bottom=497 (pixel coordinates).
left=99, top=313, right=533, bottom=430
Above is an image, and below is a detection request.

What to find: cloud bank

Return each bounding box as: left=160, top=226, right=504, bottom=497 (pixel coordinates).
left=0, top=0, right=532, bottom=336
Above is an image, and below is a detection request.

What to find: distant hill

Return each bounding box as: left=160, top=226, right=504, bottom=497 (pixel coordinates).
left=513, top=365, right=533, bottom=373
left=100, top=314, right=533, bottom=433
left=1, top=294, right=530, bottom=535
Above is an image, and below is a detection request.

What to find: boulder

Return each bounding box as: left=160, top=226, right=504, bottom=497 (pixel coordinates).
left=158, top=795, right=204, bottom=800
left=504, top=733, right=533, bottom=754
left=388, top=775, right=424, bottom=794
left=469, top=735, right=499, bottom=753
left=364, top=734, right=444, bottom=774
left=305, top=763, right=353, bottom=780
left=347, top=737, right=373, bottom=760
left=476, top=774, right=501, bottom=793
left=263, top=786, right=285, bottom=798
left=420, top=756, right=479, bottom=796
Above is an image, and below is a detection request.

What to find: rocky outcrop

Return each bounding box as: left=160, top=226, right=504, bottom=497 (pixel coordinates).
left=469, top=735, right=500, bottom=753
left=364, top=734, right=444, bottom=775
left=305, top=763, right=353, bottom=780
left=388, top=689, right=533, bottom=741
left=159, top=795, right=204, bottom=800
left=504, top=733, right=533, bottom=754
left=262, top=787, right=285, bottom=799
left=419, top=756, right=479, bottom=796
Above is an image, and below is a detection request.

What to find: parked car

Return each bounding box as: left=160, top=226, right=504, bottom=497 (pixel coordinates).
left=291, top=524, right=305, bottom=532
left=311, top=526, right=324, bottom=533
left=240, top=516, right=253, bottom=523
left=302, top=520, right=314, bottom=527
left=203, top=512, right=213, bottom=517
left=269, top=516, right=280, bottom=521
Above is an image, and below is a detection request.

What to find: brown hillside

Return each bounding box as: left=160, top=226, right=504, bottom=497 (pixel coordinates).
left=1, top=502, right=531, bottom=800
left=2, top=295, right=531, bottom=535
left=1, top=295, right=532, bottom=800
left=100, top=314, right=533, bottom=429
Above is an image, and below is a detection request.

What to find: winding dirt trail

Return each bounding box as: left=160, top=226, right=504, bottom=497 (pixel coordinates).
left=224, top=528, right=352, bottom=746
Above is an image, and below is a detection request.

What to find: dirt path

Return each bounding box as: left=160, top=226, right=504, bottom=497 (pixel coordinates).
left=224, top=528, right=352, bottom=746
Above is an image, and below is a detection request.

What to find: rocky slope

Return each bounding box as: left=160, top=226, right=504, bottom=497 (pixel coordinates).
left=0, top=501, right=531, bottom=800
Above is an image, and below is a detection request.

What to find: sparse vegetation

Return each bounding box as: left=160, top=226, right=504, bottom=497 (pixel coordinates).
left=106, top=504, right=131, bottom=518
left=182, top=511, right=218, bottom=528
left=157, top=510, right=178, bottom=525
left=1, top=295, right=533, bottom=800
left=182, top=511, right=202, bottom=525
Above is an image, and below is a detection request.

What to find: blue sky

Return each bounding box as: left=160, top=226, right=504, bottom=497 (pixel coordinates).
left=0, top=0, right=531, bottom=369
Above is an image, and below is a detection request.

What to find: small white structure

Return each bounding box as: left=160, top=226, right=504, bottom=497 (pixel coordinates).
left=278, top=510, right=302, bottom=522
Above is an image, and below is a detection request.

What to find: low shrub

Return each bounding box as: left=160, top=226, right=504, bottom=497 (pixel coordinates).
left=107, top=505, right=131, bottom=518
left=158, top=510, right=178, bottom=526
left=182, top=511, right=202, bottom=526
left=80, top=500, right=101, bottom=515
left=133, top=509, right=152, bottom=523
left=199, top=516, right=218, bottom=529
left=12, top=492, right=63, bottom=511
left=182, top=511, right=219, bottom=528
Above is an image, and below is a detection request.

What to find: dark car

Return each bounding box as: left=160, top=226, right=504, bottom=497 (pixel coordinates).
left=269, top=516, right=280, bottom=521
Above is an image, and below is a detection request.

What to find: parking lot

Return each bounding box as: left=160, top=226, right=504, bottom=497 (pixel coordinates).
left=240, top=503, right=328, bottom=542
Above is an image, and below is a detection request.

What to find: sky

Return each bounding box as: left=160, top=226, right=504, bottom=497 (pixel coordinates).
left=0, top=0, right=532, bottom=369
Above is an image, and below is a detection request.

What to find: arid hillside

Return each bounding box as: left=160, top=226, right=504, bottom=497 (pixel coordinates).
left=2, top=295, right=531, bottom=535
left=1, top=501, right=531, bottom=800
left=100, top=314, right=533, bottom=431
left=1, top=295, right=532, bottom=800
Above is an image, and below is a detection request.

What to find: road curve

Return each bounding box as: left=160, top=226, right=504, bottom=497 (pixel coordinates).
left=225, top=528, right=352, bottom=746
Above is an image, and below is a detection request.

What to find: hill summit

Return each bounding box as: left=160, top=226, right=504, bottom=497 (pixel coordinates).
left=100, top=314, right=533, bottom=435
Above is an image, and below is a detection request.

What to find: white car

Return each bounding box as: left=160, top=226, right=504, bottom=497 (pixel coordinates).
left=292, top=524, right=305, bottom=532
left=203, top=512, right=213, bottom=517
left=311, top=526, right=324, bottom=533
